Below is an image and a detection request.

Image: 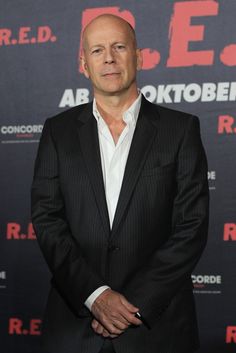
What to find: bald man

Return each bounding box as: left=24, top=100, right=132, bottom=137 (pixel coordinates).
left=31, top=14, right=209, bottom=353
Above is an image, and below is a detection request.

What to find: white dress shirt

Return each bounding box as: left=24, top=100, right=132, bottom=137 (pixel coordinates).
left=84, top=93, right=142, bottom=310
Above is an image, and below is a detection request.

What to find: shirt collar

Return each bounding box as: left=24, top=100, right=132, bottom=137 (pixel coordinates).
left=92, top=92, right=142, bottom=126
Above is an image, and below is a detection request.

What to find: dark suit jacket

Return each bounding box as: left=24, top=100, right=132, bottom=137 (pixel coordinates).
left=31, top=96, right=209, bottom=353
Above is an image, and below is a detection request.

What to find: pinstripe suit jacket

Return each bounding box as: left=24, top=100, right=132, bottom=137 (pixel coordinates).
left=31, top=96, right=209, bottom=353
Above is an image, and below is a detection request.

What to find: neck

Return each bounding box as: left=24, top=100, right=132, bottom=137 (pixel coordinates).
left=94, top=87, right=139, bottom=121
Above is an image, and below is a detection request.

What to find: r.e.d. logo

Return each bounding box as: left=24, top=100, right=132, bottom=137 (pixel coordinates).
left=6, top=223, right=36, bottom=240
left=9, top=318, right=41, bottom=335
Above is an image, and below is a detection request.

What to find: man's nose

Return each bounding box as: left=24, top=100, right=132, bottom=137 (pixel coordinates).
left=104, top=47, right=115, bottom=64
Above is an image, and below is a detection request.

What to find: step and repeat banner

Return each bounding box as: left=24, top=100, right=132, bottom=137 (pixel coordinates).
left=0, top=1, right=235, bottom=352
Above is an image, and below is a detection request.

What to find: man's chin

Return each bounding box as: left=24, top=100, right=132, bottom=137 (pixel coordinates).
left=94, top=82, right=136, bottom=97
left=95, top=87, right=125, bottom=96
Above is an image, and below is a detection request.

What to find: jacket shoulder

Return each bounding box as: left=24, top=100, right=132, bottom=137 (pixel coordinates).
left=142, top=99, right=201, bottom=148
left=143, top=98, right=198, bottom=125
left=45, top=102, right=92, bottom=127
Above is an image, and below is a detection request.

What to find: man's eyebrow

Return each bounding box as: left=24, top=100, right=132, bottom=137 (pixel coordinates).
left=89, top=41, right=127, bottom=48
left=113, top=41, right=126, bottom=45
left=89, top=44, right=104, bottom=48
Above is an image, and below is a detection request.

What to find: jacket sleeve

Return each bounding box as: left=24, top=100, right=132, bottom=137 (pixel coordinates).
left=31, top=118, right=106, bottom=316
left=123, top=115, right=209, bottom=328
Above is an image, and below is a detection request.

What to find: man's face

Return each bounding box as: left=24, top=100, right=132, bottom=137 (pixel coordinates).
left=81, top=17, right=142, bottom=97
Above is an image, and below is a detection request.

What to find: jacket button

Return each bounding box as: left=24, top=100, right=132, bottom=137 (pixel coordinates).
left=108, top=245, right=120, bottom=252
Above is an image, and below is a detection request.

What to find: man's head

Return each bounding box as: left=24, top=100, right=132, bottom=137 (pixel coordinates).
left=80, top=14, right=142, bottom=98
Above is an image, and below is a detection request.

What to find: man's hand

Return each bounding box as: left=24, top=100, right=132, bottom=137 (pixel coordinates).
left=91, top=319, right=118, bottom=338
left=91, top=289, right=142, bottom=336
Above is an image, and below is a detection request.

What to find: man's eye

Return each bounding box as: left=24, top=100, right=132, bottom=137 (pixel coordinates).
left=91, top=48, right=102, bottom=54
left=114, top=45, right=125, bottom=51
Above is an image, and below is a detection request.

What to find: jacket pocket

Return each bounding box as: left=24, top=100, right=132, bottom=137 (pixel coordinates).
left=141, top=162, right=175, bottom=177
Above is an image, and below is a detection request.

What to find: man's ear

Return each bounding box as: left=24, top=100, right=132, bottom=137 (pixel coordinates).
left=136, top=48, right=143, bottom=71
left=80, top=55, right=90, bottom=78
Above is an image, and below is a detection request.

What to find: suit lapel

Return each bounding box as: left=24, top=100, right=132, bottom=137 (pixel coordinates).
left=75, top=97, right=158, bottom=239
left=111, top=97, right=158, bottom=237
left=76, top=103, right=110, bottom=237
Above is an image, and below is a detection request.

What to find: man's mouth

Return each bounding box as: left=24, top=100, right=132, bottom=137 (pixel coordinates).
left=101, top=72, right=120, bottom=77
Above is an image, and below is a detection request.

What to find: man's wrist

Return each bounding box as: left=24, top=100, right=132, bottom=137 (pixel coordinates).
left=84, top=285, right=111, bottom=311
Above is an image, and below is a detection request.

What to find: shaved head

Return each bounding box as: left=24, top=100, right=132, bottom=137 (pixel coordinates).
left=82, top=14, right=137, bottom=52
left=80, top=13, right=142, bottom=100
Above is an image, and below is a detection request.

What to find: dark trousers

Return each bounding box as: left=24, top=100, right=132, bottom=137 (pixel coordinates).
left=99, top=339, right=116, bottom=353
